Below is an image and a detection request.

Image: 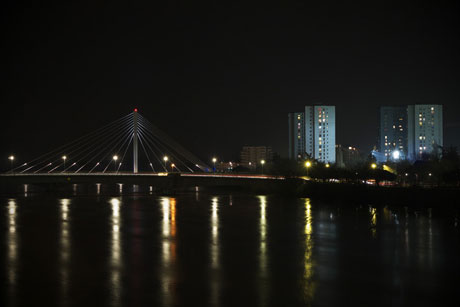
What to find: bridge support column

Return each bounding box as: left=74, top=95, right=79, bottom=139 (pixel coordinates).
left=133, top=109, right=138, bottom=173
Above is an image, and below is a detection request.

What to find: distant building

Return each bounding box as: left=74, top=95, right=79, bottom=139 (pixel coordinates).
left=288, top=113, right=305, bottom=160
left=336, top=145, right=361, bottom=168
left=288, top=106, right=336, bottom=163
left=307, top=105, right=336, bottom=163
left=407, top=104, right=443, bottom=160
left=240, top=146, right=273, bottom=168
left=379, top=106, right=407, bottom=161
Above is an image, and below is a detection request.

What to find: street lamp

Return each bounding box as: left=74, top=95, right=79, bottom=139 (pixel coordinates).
left=305, top=161, right=311, bottom=177
left=171, top=163, right=175, bottom=172
left=163, top=156, right=168, bottom=171
left=371, top=163, right=377, bottom=169
left=325, top=163, right=330, bottom=168
left=113, top=155, right=118, bottom=173
left=62, top=155, right=67, bottom=171
left=212, top=157, right=217, bottom=172
left=8, top=155, right=14, bottom=173
left=261, top=159, right=265, bottom=174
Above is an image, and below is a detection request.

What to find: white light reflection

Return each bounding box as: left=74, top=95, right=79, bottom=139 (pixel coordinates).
left=211, top=197, right=219, bottom=268
left=7, top=199, right=18, bottom=303
left=258, top=195, right=268, bottom=306
left=160, top=197, right=177, bottom=307
left=59, top=199, right=71, bottom=306
left=209, top=197, right=220, bottom=306
left=304, top=198, right=316, bottom=300
left=110, top=198, right=122, bottom=307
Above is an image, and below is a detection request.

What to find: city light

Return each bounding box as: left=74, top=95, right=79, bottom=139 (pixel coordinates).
left=305, top=161, right=311, bottom=177
left=8, top=155, right=14, bottom=173
left=212, top=157, right=217, bottom=163
left=261, top=160, right=265, bottom=165
left=113, top=155, right=118, bottom=161
left=371, top=163, right=377, bottom=169
left=392, top=150, right=400, bottom=160
left=163, top=156, right=168, bottom=162
left=325, top=163, right=330, bottom=168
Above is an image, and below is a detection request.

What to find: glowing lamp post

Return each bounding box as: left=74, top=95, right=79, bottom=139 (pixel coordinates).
left=171, top=163, right=175, bottom=172
left=62, top=155, right=67, bottom=171
left=325, top=163, right=330, bottom=168
left=113, top=155, right=118, bottom=173
left=212, top=157, right=217, bottom=172
left=261, top=159, right=265, bottom=174
left=305, top=161, right=311, bottom=177
left=8, top=155, right=14, bottom=173
left=163, top=156, right=168, bottom=171
left=371, top=163, right=377, bottom=169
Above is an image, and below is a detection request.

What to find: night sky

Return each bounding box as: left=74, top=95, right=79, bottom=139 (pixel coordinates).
left=2, top=1, right=460, bottom=168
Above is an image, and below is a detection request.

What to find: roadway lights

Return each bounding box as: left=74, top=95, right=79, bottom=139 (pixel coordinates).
left=62, top=155, right=67, bottom=170
left=171, top=163, right=175, bottom=172
left=325, top=163, right=330, bottom=168
left=261, top=159, right=265, bottom=174
left=163, top=156, right=168, bottom=171
left=305, top=161, right=311, bottom=177
left=8, top=155, right=14, bottom=173
left=212, top=157, right=217, bottom=172
left=113, top=155, right=118, bottom=173
left=371, top=163, right=377, bottom=169
left=392, top=150, right=400, bottom=160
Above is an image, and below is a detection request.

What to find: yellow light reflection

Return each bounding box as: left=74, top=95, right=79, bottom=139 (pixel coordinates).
left=160, top=197, right=177, bottom=307
left=304, top=198, right=316, bottom=300
left=370, top=207, right=377, bottom=238
left=110, top=198, right=122, bottom=307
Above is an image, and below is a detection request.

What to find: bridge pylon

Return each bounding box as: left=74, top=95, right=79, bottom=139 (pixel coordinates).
left=133, top=108, right=138, bottom=173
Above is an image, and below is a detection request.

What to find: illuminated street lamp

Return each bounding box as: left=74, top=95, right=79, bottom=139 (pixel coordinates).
left=8, top=155, right=14, bottom=173
left=62, top=155, right=67, bottom=171
left=171, top=163, right=175, bottom=172
left=325, top=163, right=330, bottom=168
left=113, top=155, right=118, bottom=173
left=371, top=163, right=377, bottom=169
left=212, top=157, right=217, bottom=172
left=261, top=160, right=265, bottom=174
left=305, top=160, right=311, bottom=177
left=163, top=156, right=168, bottom=171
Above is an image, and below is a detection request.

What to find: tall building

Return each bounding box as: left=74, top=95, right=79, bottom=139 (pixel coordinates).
left=240, top=146, right=273, bottom=168
left=288, top=113, right=305, bottom=160
left=407, top=104, right=443, bottom=160
left=306, top=105, right=336, bottom=163
left=288, top=105, right=336, bottom=163
left=379, top=106, right=407, bottom=161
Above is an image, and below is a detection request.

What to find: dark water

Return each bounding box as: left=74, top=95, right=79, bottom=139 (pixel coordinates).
left=1, top=187, right=460, bottom=307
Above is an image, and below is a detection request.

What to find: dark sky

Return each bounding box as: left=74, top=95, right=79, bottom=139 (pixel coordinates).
left=2, top=1, right=460, bottom=167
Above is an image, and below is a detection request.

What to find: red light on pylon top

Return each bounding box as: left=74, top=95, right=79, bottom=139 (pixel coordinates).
left=134, top=108, right=138, bottom=112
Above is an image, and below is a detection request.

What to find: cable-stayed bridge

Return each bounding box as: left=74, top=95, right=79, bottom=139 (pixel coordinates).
left=9, top=109, right=210, bottom=174
left=1, top=109, right=289, bottom=192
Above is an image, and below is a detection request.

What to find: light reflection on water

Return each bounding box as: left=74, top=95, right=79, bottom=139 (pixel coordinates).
left=7, top=199, right=18, bottom=306
left=304, top=198, right=315, bottom=300
left=160, top=197, right=177, bottom=307
left=1, top=193, right=458, bottom=307
left=209, top=197, right=220, bottom=306
left=258, top=195, right=268, bottom=306
left=59, top=199, right=71, bottom=306
left=110, top=198, right=122, bottom=307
